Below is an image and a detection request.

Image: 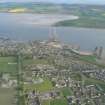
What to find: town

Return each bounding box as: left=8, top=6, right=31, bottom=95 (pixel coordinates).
left=0, top=36, right=105, bottom=105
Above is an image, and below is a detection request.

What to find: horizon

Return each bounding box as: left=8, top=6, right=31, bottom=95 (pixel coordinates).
left=0, top=0, right=105, bottom=5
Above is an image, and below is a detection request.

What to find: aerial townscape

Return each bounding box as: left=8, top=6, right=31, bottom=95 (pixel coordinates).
left=0, top=32, right=105, bottom=105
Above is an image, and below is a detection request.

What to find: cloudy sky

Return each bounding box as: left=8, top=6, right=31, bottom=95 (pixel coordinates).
left=0, top=0, right=105, bottom=5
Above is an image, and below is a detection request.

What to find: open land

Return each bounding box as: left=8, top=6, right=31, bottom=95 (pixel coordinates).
left=0, top=88, right=16, bottom=105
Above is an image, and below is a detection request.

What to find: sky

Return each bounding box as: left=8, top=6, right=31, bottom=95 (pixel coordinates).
left=0, top=0, right=105, bottom=5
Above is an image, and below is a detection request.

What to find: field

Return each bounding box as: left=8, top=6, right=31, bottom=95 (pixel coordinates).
left=0, top=57, right=17, bottom=73
left=84, top=77, right=105, bottom=92
left=9, top=8, right=27, bottom=13
left=77, top=55, right=105, bottom=68
left=37, top=87, right=72, bottom=105
left=24, top=78, right=53, bottom=92
left=61, top=87, right=73, bottom=97
left=79, top=55, right=96, bottom=62
left=0, top=57, right=18, bottom=105
left=0, top=88, right=16, bottom=105
left=55, top=7, right=105, bottom=29
left=55, top=17, right=105, bottom=28
left=42, top=98, right=67, bottom=105
left=70, top=72, right=105, bottom=92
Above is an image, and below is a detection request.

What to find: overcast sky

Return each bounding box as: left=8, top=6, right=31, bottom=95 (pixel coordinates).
left=0, top=0, right=105, bottom=5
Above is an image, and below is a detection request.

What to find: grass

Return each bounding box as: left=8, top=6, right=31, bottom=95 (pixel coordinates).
left=42, top=100, right=50, bottom=105
left=82, top=75, right=105, bottom=92
left=24, top=78, right=53, bottom=92
left=0, top=88, right=16, bottom=105
left=0, top=57, right=17, bottom=73
left=41, top=87, right=72, bottom=105
left=50, top=99, right=67, bottom=105
left=70, top=73, right=82, bottom=81
left=55, top=16, right=105, bottom=29
left=42, top=98, right=67, bottom=105
left=61, top=87, right=73, bottom=97
left=77, top=55, right=105, bottom=68
left=70, top=73, right=105, bottom=92
left=79, top=55, right=96, bottom=62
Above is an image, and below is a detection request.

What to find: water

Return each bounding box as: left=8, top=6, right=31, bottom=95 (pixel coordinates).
left=0, top=13, right=105, bottom=51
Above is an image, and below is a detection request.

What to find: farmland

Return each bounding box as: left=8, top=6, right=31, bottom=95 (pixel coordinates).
left=0, top=57, right=17, bottom=73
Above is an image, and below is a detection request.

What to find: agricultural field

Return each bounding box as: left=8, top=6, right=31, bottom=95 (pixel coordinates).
left=0, top=57, right=17, bottom=73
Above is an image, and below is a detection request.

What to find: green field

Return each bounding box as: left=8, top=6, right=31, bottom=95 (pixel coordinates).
left=0, top=88, right=16, bottom=105
left=50, top=99, right=67, bottom=105
left=79, top=55, right=96, bottom=62
left=42, top=98, right=67, bottom=105
left=24, top=78, right=53, bottom=92
left=55, top=16, right=105, bottom=29
left=84, top=77, right=105, bottom=92
left=70, top=73, right=105, bottom=92
left=55, top=7, right=105, bottom=29
left=77, top=55, right=105, bottom=68
left=70, top=73, right=82, bottom=81
left=61, top=87, right=73, bottom=97
left=0, top=57, right=17, bottom=73
left=0, top=57, right=18, bottom=105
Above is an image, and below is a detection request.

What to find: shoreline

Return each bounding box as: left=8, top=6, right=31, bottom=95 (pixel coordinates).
left=0, top=12, right=79, bottom=26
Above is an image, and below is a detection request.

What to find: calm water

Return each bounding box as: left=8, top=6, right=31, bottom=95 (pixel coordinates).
left=0, top=13, right=105, bottom=51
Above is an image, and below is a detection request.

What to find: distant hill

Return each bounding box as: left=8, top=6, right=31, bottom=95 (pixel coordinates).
left=0, top=2, right=64, bottom=13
